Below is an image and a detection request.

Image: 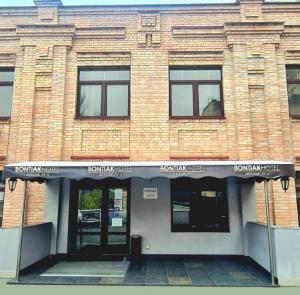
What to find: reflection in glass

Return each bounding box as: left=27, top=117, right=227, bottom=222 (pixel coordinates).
left=0, top=86, right=13, bottom=117
left=287, top=69, right=300, bottom=81
left=172, top=179, right=229, bottom=232
left=77, top=188, right=102, bottom=249
left=79, top=85, right=101, bottom=116
left=107, top=85, right=129, bottom=116
left=288, top=84, right=300, bottom=116
left=108, top=188, right=127, bottom=245
left=171, top=84, right=193, bottom=116
left=199, top=84, right=221, bottom=116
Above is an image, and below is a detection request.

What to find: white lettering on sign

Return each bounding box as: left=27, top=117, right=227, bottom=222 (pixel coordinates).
left=143, top=188, right=158, bottom=199
left=160, top=165, right=205, bottom=173
left=15, top=166, right=59, bottom=174
left=234, top=165, right=280, bottom=176
left=88, top=166, right=133, bottom=176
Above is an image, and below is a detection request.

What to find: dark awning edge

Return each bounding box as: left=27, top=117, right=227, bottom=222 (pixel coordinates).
left=3, top=160, right=295, bottom=182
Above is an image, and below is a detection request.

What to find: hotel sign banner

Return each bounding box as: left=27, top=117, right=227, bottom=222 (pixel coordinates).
left=3, top=161, right=295, bottom=182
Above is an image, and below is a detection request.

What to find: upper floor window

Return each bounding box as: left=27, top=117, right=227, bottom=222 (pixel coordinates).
left=0, top=69, right=14, bottom=119
left=77, top=68, right=130, bottom=118
left=0, top=172, right=5, bottom=227
left=286, top=66, right=300, bottom=117
left=169, top=67, right=224, bottom=118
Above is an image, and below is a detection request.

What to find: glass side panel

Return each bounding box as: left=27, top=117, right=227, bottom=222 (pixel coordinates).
left=288, top=84, right=300, bottom=116
left=79, top=85, right=101, bottom=117
left=170, top=69, right=221, bottom=81
left=171, top=84, right=193, bottom=116
left=0, top=86, right=13, bottom=117
left=77, top=188, right=102, bottom=250
left=107, top=85, right=129, bottom=116
left=107, top=188, right=127, bottom=246
left=198, top=84, right=222, bottom=116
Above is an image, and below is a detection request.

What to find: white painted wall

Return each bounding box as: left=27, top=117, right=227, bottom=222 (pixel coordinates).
left=0, top=223, right=52, bottom=278
left=130, top=177, right=245, bottom=255
left=247, top=222, right=300, bottom=286
left=44, top=179, right=71, bottom=254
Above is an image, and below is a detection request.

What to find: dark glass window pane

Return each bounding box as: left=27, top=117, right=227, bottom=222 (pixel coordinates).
left=0, top=198, right=3, bottom=227
left=287, top=68, right=300, bottom=81
left=0, top=86, right=13, bottom=117
left=172, top=179, right=229, bottom=232
left=296, top=172, right=300, bottom=187
left=170, top=69, right=221, bottom=81
left=107, top=85, right=128, bottom=116
left=288, top=84, right=300, bottom=116
left=172, top=190, right=195, bottom=226
left=77, top=188, right=102, bottom=249
left=0, top=172, right=4, bottom=187
left=199, top=84, right=222, bottom=116
left=171, top=84, right=193, bottom=116
left=79, top=85, right=101, bottom=116
left=0, top=71, right=14, bottom=82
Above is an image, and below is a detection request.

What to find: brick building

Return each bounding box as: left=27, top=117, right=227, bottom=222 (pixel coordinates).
left=0, top=0, right=300, bottom=286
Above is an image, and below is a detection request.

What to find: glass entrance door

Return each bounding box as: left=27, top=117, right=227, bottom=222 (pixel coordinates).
left=75, top=180, right=130, bottom=258
left=107, top=188, right=128, bottom=251
left=77, top=188, right=102, bottom=253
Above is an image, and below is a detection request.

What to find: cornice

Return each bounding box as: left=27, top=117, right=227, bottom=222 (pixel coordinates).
left=16, top=24, right=75, bottom=39
left=172, top=26, right=224, bottom=39
left=224, top=21, right=284, bottom=36
left=34, top=0, right=62, bottom=7
left=0, top=27, right=18, bottom=41
left=282, top=25, right=300, bottom=38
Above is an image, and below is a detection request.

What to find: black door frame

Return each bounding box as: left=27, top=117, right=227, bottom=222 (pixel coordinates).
left=70, top=178, right=131, bottom=258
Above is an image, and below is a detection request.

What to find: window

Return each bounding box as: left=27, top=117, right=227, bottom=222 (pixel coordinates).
left=0, top=172, right=5, bottom=227
left=0, top=69, right=14, bottom=119
left=169, top=68, right=223, bottom=118
left=296, top=172, right=300, bottom=226
left=286, top=66, right=300, bottom=117
left=171, top=178, right=229, bottom=232
left=77, top=68, right=130, bottom=118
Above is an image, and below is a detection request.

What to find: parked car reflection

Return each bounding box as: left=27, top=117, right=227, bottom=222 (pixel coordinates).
left=78, top=209, right=101, bottom=227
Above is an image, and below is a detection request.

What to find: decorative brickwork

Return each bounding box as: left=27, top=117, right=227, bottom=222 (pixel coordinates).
left=0, top=0, right=300, bottom=228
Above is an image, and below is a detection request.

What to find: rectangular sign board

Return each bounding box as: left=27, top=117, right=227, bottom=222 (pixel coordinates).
left=143, top=187, right=158, bottom=199
left=112, top=218, right=122, bottom=227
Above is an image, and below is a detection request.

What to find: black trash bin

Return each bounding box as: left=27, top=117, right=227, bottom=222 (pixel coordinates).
left=131, top=235, right=142, bottom=264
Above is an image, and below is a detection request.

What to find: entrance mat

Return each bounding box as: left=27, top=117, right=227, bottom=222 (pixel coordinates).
left=40, top=261, right=130, bottom=278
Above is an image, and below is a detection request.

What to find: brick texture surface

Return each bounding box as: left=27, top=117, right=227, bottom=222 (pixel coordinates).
left=0, top=0, right=299, bottom=228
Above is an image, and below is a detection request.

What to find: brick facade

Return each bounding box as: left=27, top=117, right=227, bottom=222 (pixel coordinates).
left=0, top=0, right=299, bottom=227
